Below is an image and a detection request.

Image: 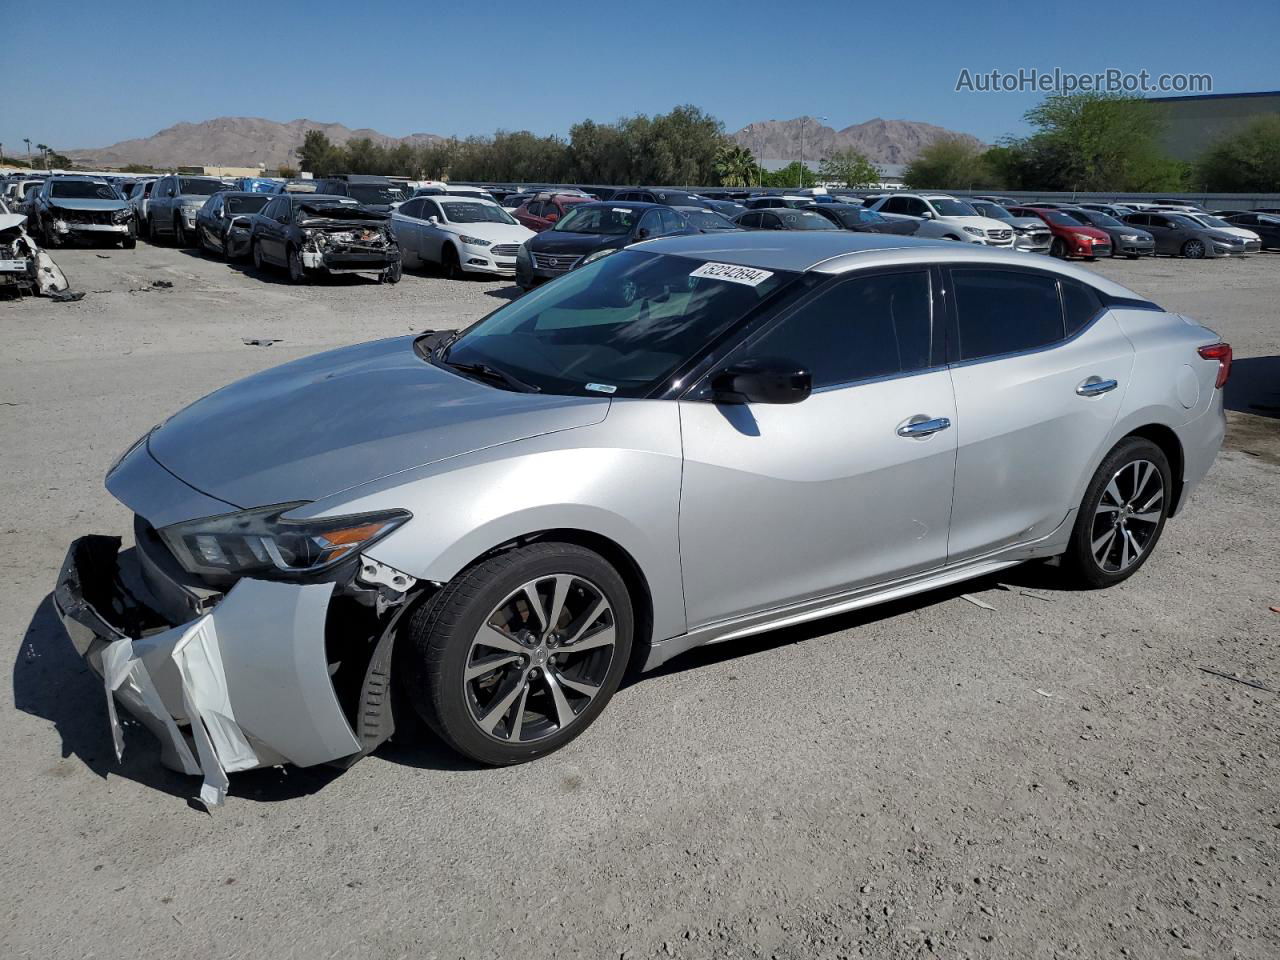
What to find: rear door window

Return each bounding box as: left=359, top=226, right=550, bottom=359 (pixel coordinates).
left=1060, top=278, right=1103, bottom=336
left=949, top=268, right=1065, bottom=362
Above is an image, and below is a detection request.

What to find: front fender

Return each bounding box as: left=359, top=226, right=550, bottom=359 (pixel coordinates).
left=298, top=400, right=688, bottom=643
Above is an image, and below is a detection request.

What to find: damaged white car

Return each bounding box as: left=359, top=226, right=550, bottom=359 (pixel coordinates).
left=0, top=205, right=71, bottom=297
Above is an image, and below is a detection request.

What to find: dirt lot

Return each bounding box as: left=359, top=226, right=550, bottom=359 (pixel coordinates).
left=2, top=242, right=1277, bottom=960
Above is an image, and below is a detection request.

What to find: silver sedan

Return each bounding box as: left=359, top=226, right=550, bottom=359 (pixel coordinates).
left=54, top=232, right=1228, bottom=804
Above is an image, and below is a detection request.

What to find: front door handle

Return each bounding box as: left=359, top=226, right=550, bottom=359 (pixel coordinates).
left=1077, top=377, right=1119, bottom=397
left=897, top=416, right=952, bottom=438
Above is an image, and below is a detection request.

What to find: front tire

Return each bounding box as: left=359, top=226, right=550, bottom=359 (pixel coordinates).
left=287, top=244, right=306, bottom=283
left=379, top=259, right=402, bottom=284
left=173, top=216, right=188, bottom=248
left=1182, top=239, right=1206, bottom=259
left=1050, top=237, right=1067, bottom=259
left=406, top=542, right=634, bottom=765
left=1062, top=437, right=1172, bottom=588
left=441, top=243, right=462, bottom=280
left=251, top=239, right=266, bottom=273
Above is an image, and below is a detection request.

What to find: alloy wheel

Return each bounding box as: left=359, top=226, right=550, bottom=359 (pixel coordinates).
left=463, top=574, right=616, bottom=743
left=1089, top=459, right=1165, bottom=573
left=1183, top=240, right=1205, bottom=259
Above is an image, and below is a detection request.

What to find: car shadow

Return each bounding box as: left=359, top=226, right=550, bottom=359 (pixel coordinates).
left=484, top=284, right=523, bottom=302
left=630, top=560, right=1079, bottom=685
left=14, top=595, right=344, bottom=807
left=1224, top=355, right=1280, bottom=419
left=17, top=557, right=1084, bottom=798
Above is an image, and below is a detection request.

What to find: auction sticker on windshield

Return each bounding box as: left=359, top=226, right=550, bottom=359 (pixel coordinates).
left=689, top=262, right=774, bottom=286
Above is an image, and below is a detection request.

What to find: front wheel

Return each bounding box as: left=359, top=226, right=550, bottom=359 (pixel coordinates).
left=379, top=259, right=402, bottom=284
left=406, top=542, right=634, bottom=765
left=287, top=244, right=306, bottom=283
left=251, top=239, right=266, bottom=272
left=1061, top=437, right=1172, bottom=588
left=441, top=243, right=462, bottom=280
left=1182, top=239, right=1206, bottom=259
left=173, top=216, right=188, bottom=247
left=1050, top=237, right=1067, bottom=259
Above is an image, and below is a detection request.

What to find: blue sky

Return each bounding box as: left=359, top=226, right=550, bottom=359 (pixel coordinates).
left=2, top=0, right=1277, bottom=155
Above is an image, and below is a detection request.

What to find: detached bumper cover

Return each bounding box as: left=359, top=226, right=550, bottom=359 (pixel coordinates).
left=53, top=536, right=361, bottom=807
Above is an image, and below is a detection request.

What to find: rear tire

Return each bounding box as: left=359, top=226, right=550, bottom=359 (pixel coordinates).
left=1061, top=437, right=1172, bottom=589
left=406, top=542, right=633, bottom=765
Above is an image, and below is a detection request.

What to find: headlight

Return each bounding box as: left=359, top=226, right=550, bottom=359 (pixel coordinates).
left=962, top=226, right=985, bottom=237
left=458, top=235, right=491, bottom=247
left=1120, top=234, right=1140, bottom=241
left=1073, top=233, right=1095, bottom=243
left=580, top=247, right=618, bottom=266
left=160, top=503, right=411, bottom=579
left=112, top=208, right=132, bottom=223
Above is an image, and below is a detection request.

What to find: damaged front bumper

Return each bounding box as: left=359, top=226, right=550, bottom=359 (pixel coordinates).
left=301, top=249, right=400, bottom=275
left=52, top=535, right=412, bottom=807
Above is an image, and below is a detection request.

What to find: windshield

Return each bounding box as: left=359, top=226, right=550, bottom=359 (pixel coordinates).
left=930, top=198, right=978, bottom=216
left=179, top=179, right=225, bottom=196
left=51, top=181, right=119, bottom=200
left=1081, top=210, right=1122, bottom=227
left=554, top=205, right=638, bottom=235
left=226, top=195, right=271, bottom=215
left=440, top=202, right=517, bottom=225
left=347, top=184, right=405, bottom=205
left=970, top=202, right=1012, bottom=220
left=440, top=250, right=801, bottom=397
left=778, top=211, right=838, bottom=230
left=682, top=209, right=739, bottom=231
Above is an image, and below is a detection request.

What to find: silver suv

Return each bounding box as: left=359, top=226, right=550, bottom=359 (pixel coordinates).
left=145, top=175, right=230, bottom=246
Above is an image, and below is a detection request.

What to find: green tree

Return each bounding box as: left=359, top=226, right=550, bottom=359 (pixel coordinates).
left=1197, top=116, right=1280, bottom=192
left=276, top=164, right=299, bottom=178
left=818, top=148, right=881, bottom=188
left=761, top=161, right=816, bottom=189
left=714, top=144, right=758, bottom=187
left=121, top=163, right=157, bottom=174
left=1006, top=93, right=1187, bottom=192
left=905, top=136, right=996, bottom=189
left=298, top=130, right=341, bottom=177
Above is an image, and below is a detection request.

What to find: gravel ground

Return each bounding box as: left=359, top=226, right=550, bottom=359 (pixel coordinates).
left=2, top=241, right=1277, bottom=960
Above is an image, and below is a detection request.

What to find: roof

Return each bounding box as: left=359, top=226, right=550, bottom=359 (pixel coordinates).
left=634, top=231, right=1148, bottom=300
left=577, top=200, right=666, bottom=210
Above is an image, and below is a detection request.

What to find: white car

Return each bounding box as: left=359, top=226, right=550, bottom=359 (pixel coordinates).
left=869, top=193, right=1015, bottom=247
left=1178, top=212, right=1262, bottom=248
left=391, top=196, right=535, bottom=278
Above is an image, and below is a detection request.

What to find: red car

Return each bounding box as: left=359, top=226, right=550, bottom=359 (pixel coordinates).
left=513, top=193, right=591, bottom=232
left=1008, top=206, right=1111, bottom=260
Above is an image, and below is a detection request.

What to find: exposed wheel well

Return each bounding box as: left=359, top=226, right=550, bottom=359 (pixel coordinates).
left=1122, top=424, right=1185, bottom=514
left=453, top=528, right=655, bottom=672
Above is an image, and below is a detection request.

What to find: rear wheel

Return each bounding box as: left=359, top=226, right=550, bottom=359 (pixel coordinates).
left=1062, top=437, right=1172, bottom=588
left=1182, top=239, right=1206, bottom=259
left=406, top=542, right=633, bottom=765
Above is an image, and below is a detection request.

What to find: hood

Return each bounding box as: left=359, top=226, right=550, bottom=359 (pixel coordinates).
left=1006, top=217, right=1048, bottom=230
left=0, top=213, right=27, bottom=231
left=529, top=231, right=624, bottom=256
left=439, top=221, right=536, bottom=244
left=48, top=198, right=128, bottom=212
left=147, top=336, right=610, bottom=508
left=949, top=216, right=1010, bottom=232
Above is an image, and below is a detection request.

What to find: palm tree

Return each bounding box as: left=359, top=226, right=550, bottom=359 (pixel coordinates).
left=714, top=144, right=758, bottom=188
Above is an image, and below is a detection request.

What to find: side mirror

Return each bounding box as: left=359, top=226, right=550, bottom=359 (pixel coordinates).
left=545, top=213, right=559, bottom=223
left=635, top=227, right=650, bottom=239
left=427, top=215, right=439, bottom=224
left=920, top=210, right=934, bottom=219
left=711, top=360, right=811, bottom=405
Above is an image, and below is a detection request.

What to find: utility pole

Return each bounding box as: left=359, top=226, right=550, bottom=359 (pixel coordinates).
left=24, top=138, right=31, bottom=165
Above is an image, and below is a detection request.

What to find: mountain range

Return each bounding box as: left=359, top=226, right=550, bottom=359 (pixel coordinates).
left=731, top=116, right=985, bottom=170
left=67, top=115, right=982, bottom=171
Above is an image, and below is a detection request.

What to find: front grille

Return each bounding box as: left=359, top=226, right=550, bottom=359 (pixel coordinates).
left=987, top=229, right=1012, bottom=241
left=532, top=252, right=580, bottom=272
left=61, top=208, right=115, bottom=225
left=490, top=244, right=519, bottom=258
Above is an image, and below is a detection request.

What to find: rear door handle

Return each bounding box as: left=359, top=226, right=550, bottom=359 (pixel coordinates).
left=897, top=416, right=952, bottom=438
left=1077, top=377, right=1119, bottom=397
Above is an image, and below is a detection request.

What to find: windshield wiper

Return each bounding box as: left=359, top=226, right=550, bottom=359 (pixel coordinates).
left=443, top=360, right=541, bottom=393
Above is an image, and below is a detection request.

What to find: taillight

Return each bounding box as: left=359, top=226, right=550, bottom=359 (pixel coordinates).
left=1198, top=342, right=1232, bottom=389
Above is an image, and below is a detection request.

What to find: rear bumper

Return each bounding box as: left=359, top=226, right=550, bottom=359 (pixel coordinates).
left=1172, top=392, right=1226, bottom=516
left=52, top=536, right=362, bottom=807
